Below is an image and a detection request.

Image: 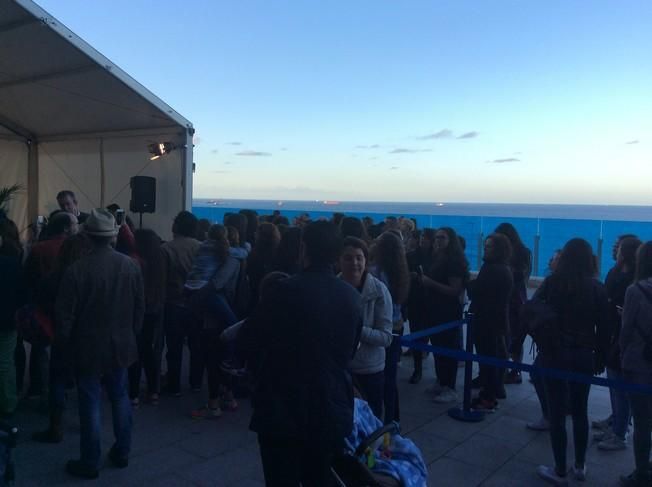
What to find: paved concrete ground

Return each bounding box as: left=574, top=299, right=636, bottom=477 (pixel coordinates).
left=12, top=348, right=631, bottom=486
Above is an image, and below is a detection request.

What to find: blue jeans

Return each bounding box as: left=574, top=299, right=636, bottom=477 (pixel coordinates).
left=607, top=367, right=630, bottom=439
left=77, top=368, right=132, bottom=469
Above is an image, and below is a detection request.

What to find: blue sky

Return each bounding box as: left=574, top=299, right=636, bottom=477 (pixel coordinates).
left=37, top=0, right=652, bottom=204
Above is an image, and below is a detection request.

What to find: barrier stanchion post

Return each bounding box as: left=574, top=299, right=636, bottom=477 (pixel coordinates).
left=448, top=312, right=485, bottom=422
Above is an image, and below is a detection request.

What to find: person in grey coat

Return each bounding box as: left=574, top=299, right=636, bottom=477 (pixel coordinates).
left=56, top=209, right=145, bottom=479
left=620, top=241, right=652, bottom=487
left=339, top=237, right=393, bottom=419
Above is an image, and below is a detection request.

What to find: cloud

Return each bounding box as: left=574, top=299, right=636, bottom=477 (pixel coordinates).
left=626, top=140, right=640, bottom=145
left=389, top=166, right=400, bottom=170
left=211, top=170, right=231, bottom=174
left=488, top=158, right=520, bottom=163
left=457, top=131, right=479, bottom=139
left=389, top=148, right=432, bottom=154
left=355, top=144, right=381, bottom=149
left=193, top=135, right=202, bottom=146
left=416, top=129, right=453, bottom=140
left=280, top=147, right=288, bottom=151
left=223, top=161, right=235, bottom=165
left=226, top=142, right=242, bottom=146
left=210, top=149, right=219, bottom=154
left=513, top=151, right=522, bottom=155
left=236, top=150, right=271, bottom=156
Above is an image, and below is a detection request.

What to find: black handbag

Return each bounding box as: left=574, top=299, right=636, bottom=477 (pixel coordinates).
left=521, top=291, right=561, bottom=353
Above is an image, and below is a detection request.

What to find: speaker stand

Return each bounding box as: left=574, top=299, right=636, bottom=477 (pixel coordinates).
left=138, top=212, right=143, bottom=229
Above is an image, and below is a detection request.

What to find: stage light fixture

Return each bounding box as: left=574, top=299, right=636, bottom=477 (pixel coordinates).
left=148, top=142, right=176, bottom=160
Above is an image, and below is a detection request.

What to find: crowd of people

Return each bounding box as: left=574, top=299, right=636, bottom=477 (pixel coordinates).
left=0, top=191, right=651, bottom=486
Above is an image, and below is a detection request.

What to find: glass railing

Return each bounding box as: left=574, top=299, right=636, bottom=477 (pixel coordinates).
left=192, top=205, right=652, bottom=280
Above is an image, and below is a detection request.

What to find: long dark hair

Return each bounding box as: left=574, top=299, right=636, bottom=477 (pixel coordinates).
left=134, top=229, right=166, bottom=308
left=432, top=227, right=469, bottom=280
left=635, top=241, right=652, bottom=282
left=373, top=231, right=410, bottom=305
left=548, top=238, right=595, bottom=295
left=207, top=224, right=230, bottom=262
left=274, top=226, right=302, bottom=274
left=251, top=222, right=281, bottom=263
left=619, top=237, right=642, bottom=272
left=495, top=222, right=531, bottom=277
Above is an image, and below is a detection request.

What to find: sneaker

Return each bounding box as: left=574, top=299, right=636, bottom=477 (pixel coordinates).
left=221, top=397, right=239, bottom=412
left=433, top=387, right=458, bottom=404
left=598, top=435, right=627, bottom=451
left=536, top=465, right=569, bottom=486
left=505, top=370, right=523, bottom=384
left=592, top=416, right=612, bottom=431
left=66, top=460, right=99, bottom=479
left=190, top=404, right=222, bottom=419
left=527, top=417, right=550, bottom=431
left=471, top=397, right=498, bottom=413
left=572, top=464, right=586, bottom=481
left=593, top=430, right=613, bottom=442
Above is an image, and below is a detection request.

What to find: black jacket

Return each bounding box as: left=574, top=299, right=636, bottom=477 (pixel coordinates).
left=468, top=261, right=513, bottom=336
left=535, top=275, right=610, bottom=355
left=244, top=265, right=362, bottom=445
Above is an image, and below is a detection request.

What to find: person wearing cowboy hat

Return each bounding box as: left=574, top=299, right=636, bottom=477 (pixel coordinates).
left=56, top=209, right=145, bottom=479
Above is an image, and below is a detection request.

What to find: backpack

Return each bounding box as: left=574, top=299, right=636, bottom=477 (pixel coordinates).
left=521, top=286, right=560, bottom=353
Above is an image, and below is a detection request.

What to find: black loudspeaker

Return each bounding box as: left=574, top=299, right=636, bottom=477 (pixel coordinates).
left=129, top=176, right=156, bottom=213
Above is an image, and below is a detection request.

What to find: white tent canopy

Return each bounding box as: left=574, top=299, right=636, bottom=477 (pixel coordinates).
left=0, top=0, right=193, bottom=239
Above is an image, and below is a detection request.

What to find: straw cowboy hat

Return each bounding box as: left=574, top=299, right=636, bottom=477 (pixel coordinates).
left=83, top=208, right=118, bottom=237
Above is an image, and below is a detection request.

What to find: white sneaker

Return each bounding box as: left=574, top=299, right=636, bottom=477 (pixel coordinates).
left=598, top=435, right=627, bottom=451
left=536, top=465, right=569, bottom=486
left=593, top=430, right=613, bottom=442
left=433, top=387, right=458, bottom=404
left=526, top=417, right=550, bottom=431
left=592, top=416, right=612, bottom=431
left=572, top=465, right=586, bottom=481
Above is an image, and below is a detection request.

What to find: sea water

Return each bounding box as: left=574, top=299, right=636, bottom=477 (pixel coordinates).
left=192, top=199, right=652, bottom=279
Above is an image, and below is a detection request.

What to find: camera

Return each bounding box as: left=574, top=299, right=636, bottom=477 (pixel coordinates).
left=115, top=209, right=125, bottom=226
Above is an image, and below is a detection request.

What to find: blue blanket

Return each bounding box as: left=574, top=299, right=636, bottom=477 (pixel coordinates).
left=345, top=399, right=428, bottom=487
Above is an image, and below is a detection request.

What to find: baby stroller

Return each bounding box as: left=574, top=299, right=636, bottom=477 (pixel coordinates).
left=331, top=399, right=427, bottom=487
left=331, top=422, right=402, bottom=487
left=0, top=421, right=17, bottom=487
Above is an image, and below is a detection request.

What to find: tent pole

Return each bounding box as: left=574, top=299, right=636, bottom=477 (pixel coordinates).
left=99, top=138, right=106, bottom=208
left=27, top=138, right=39, bottom=225
left=182, top=129, right=194, bottom=210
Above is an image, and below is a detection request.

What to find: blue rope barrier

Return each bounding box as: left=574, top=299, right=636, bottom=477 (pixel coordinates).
left=401, top=319, right=652, bottom=396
